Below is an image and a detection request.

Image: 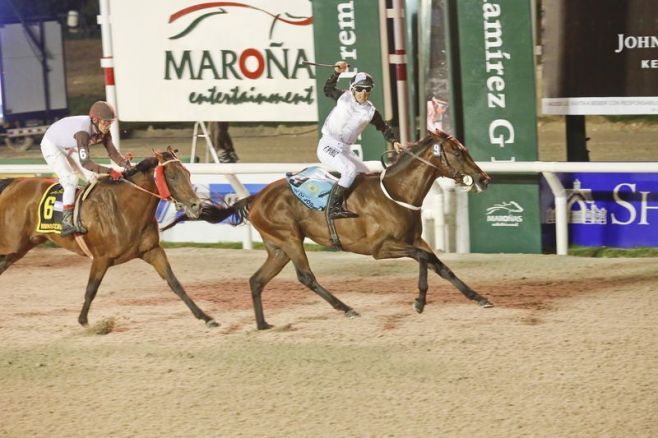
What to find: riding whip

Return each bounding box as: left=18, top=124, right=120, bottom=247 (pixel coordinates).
left=302, top=61, right=351, bottom=69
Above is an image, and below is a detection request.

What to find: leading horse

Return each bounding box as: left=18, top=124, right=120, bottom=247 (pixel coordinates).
left=169, top=130, right=493, bottom=330
left=0, top=147, right=219, bottom=328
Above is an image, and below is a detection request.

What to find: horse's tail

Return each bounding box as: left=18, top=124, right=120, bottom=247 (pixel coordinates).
left=0, top=178, right=15, bottom=197
left=160, top=195, right=254, bottom=232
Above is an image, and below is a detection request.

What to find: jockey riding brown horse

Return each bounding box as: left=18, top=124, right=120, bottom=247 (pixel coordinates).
left=166, top=130, right=493, bottom=330
left=0, top=147, right=219, bottom=328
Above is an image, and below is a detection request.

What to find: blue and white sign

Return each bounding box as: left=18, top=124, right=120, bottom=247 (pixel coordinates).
left=158, top=173, right=276, bottom=244
left=543, top=173, right=658, bottom=247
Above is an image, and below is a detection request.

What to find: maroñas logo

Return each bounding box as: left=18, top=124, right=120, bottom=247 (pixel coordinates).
left=163, top=2, right=315, bottom=107
left=168, top=2, right=312, bottom=40
left=486, top=201, right=524, bottom=227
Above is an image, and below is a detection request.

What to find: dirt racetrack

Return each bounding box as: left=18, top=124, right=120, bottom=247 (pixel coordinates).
left=1, top=247, right=657, bottom=437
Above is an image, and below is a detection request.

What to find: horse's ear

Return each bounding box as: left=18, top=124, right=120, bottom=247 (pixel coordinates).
left=167, top=145, right=179, bottom=158
left=153, top=148, right=164, bottom=163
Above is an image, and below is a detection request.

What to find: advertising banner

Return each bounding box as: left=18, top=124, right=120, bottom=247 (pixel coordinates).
left=109, top=0, right=317, bottom=121
left=455, top=0, right=542, bottom=253
left=542, top=0, right=658, bottom=115
left=310, top=0, right=388, bottom=160
left=544, top=173, right=658, bottom=248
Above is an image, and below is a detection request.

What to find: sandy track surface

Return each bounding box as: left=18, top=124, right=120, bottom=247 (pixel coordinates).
left=1, top=247, right=657, bottom=437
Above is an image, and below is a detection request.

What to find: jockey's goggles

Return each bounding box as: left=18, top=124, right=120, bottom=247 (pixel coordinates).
left=353, top=85, right=372, bottom=93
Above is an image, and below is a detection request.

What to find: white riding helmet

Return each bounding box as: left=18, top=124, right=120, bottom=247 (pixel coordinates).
left=350, top=72, right=374, bottom=91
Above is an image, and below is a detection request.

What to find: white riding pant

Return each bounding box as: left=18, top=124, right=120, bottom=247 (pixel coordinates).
left=316, top=136, right=369, bottom=188
left=41, top=138, right=97, bottom=206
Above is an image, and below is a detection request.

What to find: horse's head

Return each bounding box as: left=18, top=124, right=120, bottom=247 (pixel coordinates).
left=152, top=146, right=202, bottom=219
left=423, top=130, right=491, bottom=192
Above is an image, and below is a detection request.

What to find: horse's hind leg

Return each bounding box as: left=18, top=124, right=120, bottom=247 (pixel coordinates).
left=0, top=254, right=10, bottom=275
left=285, top=242, right=359, bottom=319
left=0, top=239, right=44, bottom=275
left=79, top=257, right=111, bottom=326
left=249, top=242, right=291, bottom=330
left=141, top=246, right=218, bottom=328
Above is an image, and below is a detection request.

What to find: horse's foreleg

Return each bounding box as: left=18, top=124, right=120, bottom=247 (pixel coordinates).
left=141, top=246, right=218, bottom=328
left=415, top=258, right=429, bottom=313
left=79, top=257, right=111, bottom=326
left=287, top=247, right=359, bottom=319
left=373, top=240, right=493, bottom=309
left=422, top=251, right=493, bottom=308
left=249, top=243, right=291, bottom=330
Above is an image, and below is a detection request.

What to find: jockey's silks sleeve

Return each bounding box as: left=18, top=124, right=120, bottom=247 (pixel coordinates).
left=103, top=136, right=130, bottom=168
left=370, top=111, right=398, bottom=143
left=323, top=72, right=344, bottom=101
left=74, top=131, right=112, bottom=174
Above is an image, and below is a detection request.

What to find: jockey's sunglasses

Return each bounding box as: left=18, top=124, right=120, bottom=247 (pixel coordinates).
left=354, top=85, right=372, bottom=93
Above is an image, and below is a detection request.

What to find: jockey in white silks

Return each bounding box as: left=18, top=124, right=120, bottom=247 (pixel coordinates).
left=40, top=101, right=132, bottom=237
left=316, top=61, right=401, bottom=219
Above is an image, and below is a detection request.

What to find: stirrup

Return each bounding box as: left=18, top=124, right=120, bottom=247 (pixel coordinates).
left=329, top=208, right=358, bottom=219
left=60, top=221, right=87, bottom=237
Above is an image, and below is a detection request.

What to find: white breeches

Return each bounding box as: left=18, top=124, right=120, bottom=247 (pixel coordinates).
left=316, top=136, right=369, bottom=188
left=41, top=138, right=97, bottom=206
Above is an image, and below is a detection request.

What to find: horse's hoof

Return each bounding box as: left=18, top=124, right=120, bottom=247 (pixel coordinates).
left=413, top=301, right=425, bottom=314
left=78, top=319, right=89, bottom=327
left=345, top=309, right=360, bottom=318
left=257, top=323, right=274, bottom=330
left=479, top=299, right=494, bottom=308
left=206, top=319, right=220, bottom=328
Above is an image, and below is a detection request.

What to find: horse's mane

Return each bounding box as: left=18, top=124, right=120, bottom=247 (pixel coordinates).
left=121, top=150, right=177, bottom=179
left=388, top=132, right=436, bottom=170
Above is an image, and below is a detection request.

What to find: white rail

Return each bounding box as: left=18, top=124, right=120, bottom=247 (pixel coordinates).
left=4, top=161, right=658, bottom=255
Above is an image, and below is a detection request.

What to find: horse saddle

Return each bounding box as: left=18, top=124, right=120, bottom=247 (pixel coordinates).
left=286, top=166, right=338, bottom=210
left=36, top=182, right=94, bottom=234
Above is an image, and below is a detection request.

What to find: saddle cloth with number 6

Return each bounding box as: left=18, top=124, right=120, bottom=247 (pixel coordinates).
left=36, top=183, right=65, bottom=233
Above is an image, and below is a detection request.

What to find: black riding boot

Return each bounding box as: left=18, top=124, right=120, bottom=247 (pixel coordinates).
left=60, top=208, right=87, bottom=237
left=327, top=184, right=357, bottom=219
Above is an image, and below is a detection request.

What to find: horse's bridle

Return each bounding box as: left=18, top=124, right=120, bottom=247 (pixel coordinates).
left=379, top=140, right=473, bottom=210
left=122, top=158, right=190, bottom=210
left=403, top=140, right=472, bottom=184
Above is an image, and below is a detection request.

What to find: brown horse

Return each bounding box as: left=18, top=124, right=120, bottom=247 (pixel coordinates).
left=168, top=131, right=493, bottom=330
left=0, top=147, right=219, bottom=328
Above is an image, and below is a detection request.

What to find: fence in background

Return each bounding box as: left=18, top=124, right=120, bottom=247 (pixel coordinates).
left=4, top=161, right=658, bottom=255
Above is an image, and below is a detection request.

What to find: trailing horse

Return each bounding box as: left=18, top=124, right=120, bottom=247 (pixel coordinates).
left=168, top=131, right=493, bottom=330
left=0, top=147, right=219, bottom=328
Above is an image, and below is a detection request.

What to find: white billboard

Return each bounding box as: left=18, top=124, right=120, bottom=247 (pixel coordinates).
left=109, top=0, right=318, bottom=121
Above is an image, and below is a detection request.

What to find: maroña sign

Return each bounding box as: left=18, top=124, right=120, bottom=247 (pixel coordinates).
left=544, top=173, right=658, bottom=248
left=109, top=0, right=317, bottom=121
left=310, top=0, right=388, bottom=161
left=455, top=0, right=542, bottom=253
left=542, top=0, right=658, bottom=115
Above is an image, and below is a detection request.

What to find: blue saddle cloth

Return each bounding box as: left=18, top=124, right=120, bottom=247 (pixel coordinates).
left=286, top=166, right=338, bottom=210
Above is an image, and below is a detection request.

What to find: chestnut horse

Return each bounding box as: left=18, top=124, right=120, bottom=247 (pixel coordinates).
left=0, top=147, right=219, bottom=328
left=169, top=131, right=493, bottom=330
